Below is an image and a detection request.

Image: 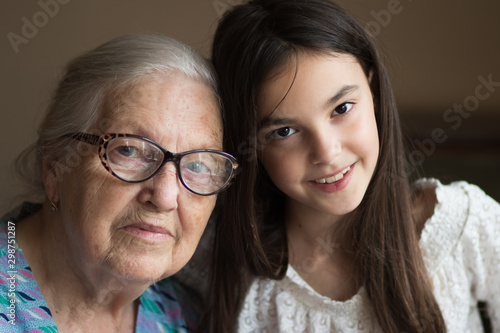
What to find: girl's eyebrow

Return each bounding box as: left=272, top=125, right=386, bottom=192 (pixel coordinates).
left=259, top=116, right=295, bottom=130
left=324, top=84, right=358, bottom=108
left=259, top=84, right=359, bottom=130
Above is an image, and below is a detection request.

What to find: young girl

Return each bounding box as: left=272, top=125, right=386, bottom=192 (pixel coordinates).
left=202, top=0, right=500, bottom=332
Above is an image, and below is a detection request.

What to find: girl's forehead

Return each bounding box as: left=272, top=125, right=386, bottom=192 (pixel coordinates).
left=261, top=51, right=360, bottom=95
left=275, top=51, right=359, bottom=74
left=258, top=52, right=362, bottom=118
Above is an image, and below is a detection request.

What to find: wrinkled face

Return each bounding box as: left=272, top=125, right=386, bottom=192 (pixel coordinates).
left=258, top=53, right=379, bottom=220
left=52, top=73, right=221, bottom=283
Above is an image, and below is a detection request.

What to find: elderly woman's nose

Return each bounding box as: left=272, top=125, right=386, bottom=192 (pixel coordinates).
left=144, top=163, right=180, bottom=211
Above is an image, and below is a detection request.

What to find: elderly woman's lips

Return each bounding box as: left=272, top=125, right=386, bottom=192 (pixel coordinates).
left=121, top=223, right=172, bottom=241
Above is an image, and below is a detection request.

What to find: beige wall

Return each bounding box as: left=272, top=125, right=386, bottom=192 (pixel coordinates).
left=1, top=0, right=499, bottom=213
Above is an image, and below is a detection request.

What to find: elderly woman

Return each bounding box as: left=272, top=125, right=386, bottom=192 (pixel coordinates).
left=0, top=34, right=238, bottom=332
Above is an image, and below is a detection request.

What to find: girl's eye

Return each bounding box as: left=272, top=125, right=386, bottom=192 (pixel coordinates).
left=270, top=127, right=297, bottom=139
left=333, top=102, right=354, bottom=116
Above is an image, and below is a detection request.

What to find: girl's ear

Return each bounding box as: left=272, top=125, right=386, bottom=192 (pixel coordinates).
left=367, top=69, right=378, bottom=113
left=42, top=154, right=60, bottom=205
left=368, top=69, right=374, bottom=84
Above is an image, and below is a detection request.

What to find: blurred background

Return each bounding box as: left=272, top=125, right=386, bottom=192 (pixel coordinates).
left=1, top=0, right=499, bottom=214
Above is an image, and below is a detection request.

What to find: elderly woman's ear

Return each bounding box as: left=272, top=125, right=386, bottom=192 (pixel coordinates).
left=41, top=148, right=60, bottom=210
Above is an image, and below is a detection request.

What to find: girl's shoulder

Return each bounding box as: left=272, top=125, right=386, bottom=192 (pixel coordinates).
left=415, top=177, right=498, bottom=225
left=415, top=178, right=500, bottom=271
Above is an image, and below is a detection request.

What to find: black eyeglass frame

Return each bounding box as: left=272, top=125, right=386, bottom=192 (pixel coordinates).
left=64, top=132, right=239, bottom=196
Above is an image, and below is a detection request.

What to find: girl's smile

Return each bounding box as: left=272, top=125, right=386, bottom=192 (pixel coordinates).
left=313, top=164, right=351, bottom=184
left=310, top=163, right=354, bottom=194
left=258, top=52, right=379, bottom=221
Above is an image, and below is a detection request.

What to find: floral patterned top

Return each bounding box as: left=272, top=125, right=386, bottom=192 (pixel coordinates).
left=0, top=203, right=200, bottom=333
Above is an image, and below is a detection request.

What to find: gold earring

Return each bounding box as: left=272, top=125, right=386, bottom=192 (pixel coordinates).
left=50, top=199, right=58, bottom=212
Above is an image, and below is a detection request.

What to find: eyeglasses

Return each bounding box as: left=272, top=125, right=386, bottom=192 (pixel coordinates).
left=65, top=133, right=239, bottom=196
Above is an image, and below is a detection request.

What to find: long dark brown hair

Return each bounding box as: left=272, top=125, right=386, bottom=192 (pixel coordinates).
left=205, top=0, right=446, bottom=332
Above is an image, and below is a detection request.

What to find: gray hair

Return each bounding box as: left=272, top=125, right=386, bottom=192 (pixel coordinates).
left=14, top=34, right=220, bottom=203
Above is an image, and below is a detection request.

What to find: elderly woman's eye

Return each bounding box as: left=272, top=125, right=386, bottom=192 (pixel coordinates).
left=185, top=161, right=210, bottom=174
left=116, top=145, right=141, bottom=158
left=108, top=145, right=153, bottom=170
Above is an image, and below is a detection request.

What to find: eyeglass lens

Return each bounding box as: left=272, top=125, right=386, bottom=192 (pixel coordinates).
left=105, top=136, right=233, bottom=194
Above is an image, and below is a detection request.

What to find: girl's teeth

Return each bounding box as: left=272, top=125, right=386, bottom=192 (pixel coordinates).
left=315, top=166, right=350, bottom=184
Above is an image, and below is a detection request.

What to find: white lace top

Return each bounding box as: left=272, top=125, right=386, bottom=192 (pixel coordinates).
left=236, top=180, right=500, bottom=332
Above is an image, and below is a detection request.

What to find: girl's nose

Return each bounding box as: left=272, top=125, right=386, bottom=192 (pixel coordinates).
left=309, top=131, right=342, bottom=165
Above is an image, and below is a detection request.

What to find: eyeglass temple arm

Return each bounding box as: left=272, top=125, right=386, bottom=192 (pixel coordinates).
left=64, top=133, right=102, bottom=146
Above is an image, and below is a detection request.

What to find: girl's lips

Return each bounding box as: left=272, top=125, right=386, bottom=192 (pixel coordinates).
left=121, top=223, right=173, bottom=241
left=309, top=163, right=355, bottom=193
left=314, top=165, right=351, bottom=184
